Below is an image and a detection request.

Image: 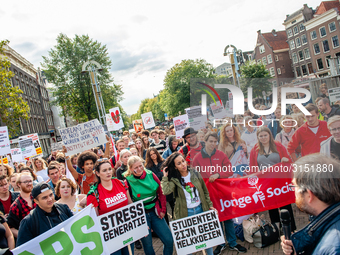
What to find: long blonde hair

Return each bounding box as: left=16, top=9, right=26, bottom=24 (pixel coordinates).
left=32, top=157, right=48, bottom=172
left=219, top=124, right=244, bottom=152
left=124, top=156, right=143, bottom=177
left=256, top=126, right=278, bottom=155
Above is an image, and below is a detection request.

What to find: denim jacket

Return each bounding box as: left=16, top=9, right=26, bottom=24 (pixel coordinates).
left=292, top=201, right=340, bottom=255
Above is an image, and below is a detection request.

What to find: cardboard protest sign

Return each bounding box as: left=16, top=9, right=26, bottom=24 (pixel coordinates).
left=51, top=141, right=64, bottom=152
left=186, top=106, right=206, bottom=131
left=12, top=206, right=109, bottom=255
left=0, top=157, right=8, bottom=164
left=210, top=101, right=228, bottom=119
left=106, top=114, right=115, bottom=131
left=133, top=119, right=143, bottom=133
left=170, top=210, right=224, bottom=255
left=173, top=114, right=189, bottom=139
left=59, top=119, right=107, bottom=156
left=0, top=126, right=11, bottom=156
left=141, top=112, right=156, bottom=129
left=11, top=148, right=24, bottom=163
left=98, top=201, right=148, bottom=253
left=19, top=133, right=43, bottom=158
left=19, top=138, right=36, bottom=160
left=109, top=107, right=124, bottom=130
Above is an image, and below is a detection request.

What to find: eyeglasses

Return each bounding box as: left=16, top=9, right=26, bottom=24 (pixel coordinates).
left=288, top=184, right=296, bottom=191
left=185, top=134, right=196, bottom=140
left=21, top=180, right=33, bottom=185
left=329, top=127, right=340, bottom=133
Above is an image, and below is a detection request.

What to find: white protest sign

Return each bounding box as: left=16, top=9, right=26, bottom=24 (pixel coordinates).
left=51, top=141, right=64, bottom=152
left=225, top=101, right=234, bottom=118
left=59, top=119, right=107, bottom=156
left=141, top=112, right=156, bottom=129
left=328, top=87, right=340, bottom=104
left=19, top=133, right=43, bottom=158
left=186, top=106, right=206, bottom=131
left=109, top=107, right=124, bottom=130
left=19, top=138, right=36, bottom=160
left=10, top=148, right=24, bottom=163
left=0, top=126, right=11, bottom=156
left=170, top=210, right=224, bottom=255
left=98, top=201, right=148, bottom=253
left=106, top=114, right=115, bottom=131
left=12, top=206, right=110, bottom=255
left=210, top=101, right=228, bottom=119
left=173, top=114, right=189, bottom=139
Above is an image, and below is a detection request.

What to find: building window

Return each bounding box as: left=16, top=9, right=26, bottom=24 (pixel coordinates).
left=289, top=40, right=295, bottom=50
left=259, top=45, right=265, bottom=54
left=296, top=37, right=301, bottom=48
left=292, top=52, right=298, bottom=64
left=301, top=34, right=307, bottom=45
left=311, top=30, right=317, bottom=40
left=277, top=68, right=281, bottom=75
left=323, top=40, right=330, bottom=52
left=304, top=48, right=311, bottom=59
left=296, top=66, right=302, bottom=77
left=329, top=22, right=336, bottom=32
left=275, top=55, right=279, bottom=62
left=269, top=67, right=275, bottom=77
left=320, top=26, right=327, bottom=37
left=267, top=54, right=273, bottom=64
left=262, top=56, right=267, bottom=65
left=332, top=35, right=339, bottom=48
left=301, top=65, right=308, bottom=76
left=299, top=23, right=305, bottom=31
left=314, top=43, right=321, bottom=55
left=326, top=55, right=331, bottom=68
left=257, top=59, right=262, bottom=64
left=287, top=29, right=293, bottom=38
left=317, top=58, right=324, bottom=70
left=307, top=63, right=313, bottom=74
left=298, top=50, right=304, bottom=61
left=272, top=80, right=277, bottom=87
left=293, top=26, right=299, bottom=35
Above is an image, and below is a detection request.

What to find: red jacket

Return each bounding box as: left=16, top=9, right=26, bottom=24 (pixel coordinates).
left=287, top=121, right=331, bottom=157
left=179, top=143, right=203, bottom=166
left=249, top=141, right=292, bottom=168
left=192, top=148, right=233, bottom=178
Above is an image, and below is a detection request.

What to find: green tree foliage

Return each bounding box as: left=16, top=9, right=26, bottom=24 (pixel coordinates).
left=163, top=59, right=216, bottom=117
left=41, top=34, right=127, bottom=127
left=0, top=40, right=30, bottom=138
left=240, top=60, right=272, bottom=98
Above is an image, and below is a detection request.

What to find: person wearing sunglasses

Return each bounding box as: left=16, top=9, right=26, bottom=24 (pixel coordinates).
left=320, top=115, right=340, bottom=160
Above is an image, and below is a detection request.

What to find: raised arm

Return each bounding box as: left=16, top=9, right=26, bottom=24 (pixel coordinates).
left=104, top=135, right=111, bottom=159
left=62, top=146, right=79, bottom=180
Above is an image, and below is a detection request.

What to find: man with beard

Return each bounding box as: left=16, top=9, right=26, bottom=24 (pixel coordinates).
left=281, top=154, right=340, bottom=255
left=16, top=182, right=73, bottom=246
left=179, top=127, right=203, bottom=166
left=7, top=172, right=36, bottom=238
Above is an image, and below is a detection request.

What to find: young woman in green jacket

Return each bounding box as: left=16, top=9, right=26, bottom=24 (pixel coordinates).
left=161, top=152, right=216, bottom=255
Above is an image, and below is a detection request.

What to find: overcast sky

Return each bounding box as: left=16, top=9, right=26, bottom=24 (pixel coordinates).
left=1, top=0, right=322, bottom=115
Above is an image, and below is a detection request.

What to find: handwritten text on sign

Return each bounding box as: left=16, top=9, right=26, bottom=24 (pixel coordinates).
left=60, top=119, right=106, bottom=156
left=170, top=210, right=224, bottom=255
left=98, top=201, right=148, bottom=253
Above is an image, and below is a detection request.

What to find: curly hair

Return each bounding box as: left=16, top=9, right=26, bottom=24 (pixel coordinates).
left=55, top=177, right=77, bottom=197
left=77, top=151, right=98, bottom=169
left=0, top=164, right=14, bottom=177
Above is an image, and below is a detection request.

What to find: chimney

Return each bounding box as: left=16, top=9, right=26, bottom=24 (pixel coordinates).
left=257, top=30, right=261, bottom=34
left=272, top=29, right=277, bottom=36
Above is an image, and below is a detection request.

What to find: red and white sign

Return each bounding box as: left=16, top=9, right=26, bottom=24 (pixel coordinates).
left=0, top=126, right=11, bottom=156
left=133, top=119, right=143, bottom=133
left=173, top=114, right=189, bottom=139
left=204, top=163, right=295, bottom=222
left=19, top=133, right=43, bottom=159
left=109, top=107, right=124, bottom=130
left=141, top=112, right=155, bottom=129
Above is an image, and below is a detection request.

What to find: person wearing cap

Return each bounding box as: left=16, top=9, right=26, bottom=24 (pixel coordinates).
left=16, top=183, right=73, bottom=246
left=128, top=141, right=136, bottom=149
left=178, top=127, right=203, bottom=166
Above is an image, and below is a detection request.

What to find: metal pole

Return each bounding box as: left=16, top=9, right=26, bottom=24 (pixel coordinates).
left=91, top=65, right=107, bottom=125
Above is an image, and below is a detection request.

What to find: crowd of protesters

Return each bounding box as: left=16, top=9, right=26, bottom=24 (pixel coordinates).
left=0, top=84, right=340, bottom=254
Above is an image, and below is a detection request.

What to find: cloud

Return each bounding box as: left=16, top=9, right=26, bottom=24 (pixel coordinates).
left=130, top=15, right=148, bottom=24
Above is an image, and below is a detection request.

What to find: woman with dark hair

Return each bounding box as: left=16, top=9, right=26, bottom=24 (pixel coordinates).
left=144, top=148, right=164, bottom=181
left=135, top=138, right=146, bottom=159
left=162, top=135, right=180, bottom=160
left=249, top=126, right=296, bottom=231
left=87, top=160, right=133, bottom=255
left=142, top=136, right=150, bottom=150
left=161, top=152, right=215, bottom=255
left=56, top=177, right=86, bottom=215
left=124, top=156, right=173, bottom=255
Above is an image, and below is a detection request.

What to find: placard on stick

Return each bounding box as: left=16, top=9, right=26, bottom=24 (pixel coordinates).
left=170, top=210, right=224, bottom=255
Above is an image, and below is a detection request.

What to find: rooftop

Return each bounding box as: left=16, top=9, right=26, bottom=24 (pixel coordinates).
left=315, top=0, right=340, bottom=15
left=261, top=30, right=289, bottom=50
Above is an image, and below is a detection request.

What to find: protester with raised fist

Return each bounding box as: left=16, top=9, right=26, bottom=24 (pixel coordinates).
left=124, top=156, right=173, bottom=255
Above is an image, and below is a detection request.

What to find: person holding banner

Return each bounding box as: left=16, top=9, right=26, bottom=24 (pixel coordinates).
left=124, top=156, right=173, bottom=255
left=249, top=126, right=296, bottom=232
left=161, top=152, right=216, bottom=255
left=87, top=159, right=134, bottom=255
left=32, top=158, right=49, bottom=182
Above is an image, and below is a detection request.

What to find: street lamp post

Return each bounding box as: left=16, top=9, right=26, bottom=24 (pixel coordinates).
left=81, top=60, right=107, bottom=125
left=223, top=45, right=241, bottom=88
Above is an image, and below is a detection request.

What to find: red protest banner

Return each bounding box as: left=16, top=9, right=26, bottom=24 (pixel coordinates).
left=204, top=163, right=295, bottom=222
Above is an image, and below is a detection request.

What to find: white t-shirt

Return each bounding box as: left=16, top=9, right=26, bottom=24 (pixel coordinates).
left=36, top=168, right=49, bottom=182
left=181, top=172, right=201, bottom=208
left=308, top=126, right=319, bottom=134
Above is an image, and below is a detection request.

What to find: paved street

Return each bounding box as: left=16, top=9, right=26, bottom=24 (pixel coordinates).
left=134, top=203, right=308, bottom=255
